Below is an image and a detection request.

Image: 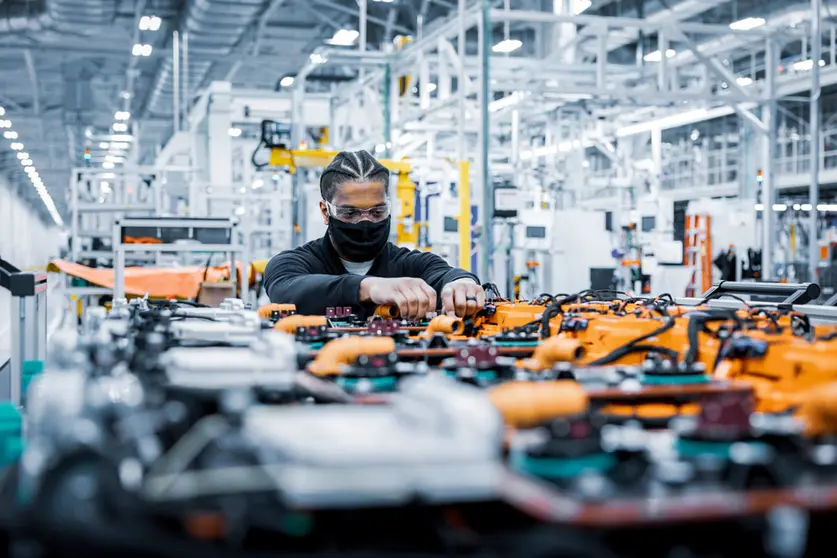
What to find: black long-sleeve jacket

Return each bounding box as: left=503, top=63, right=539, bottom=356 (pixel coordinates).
left=264, top=236, right=479, bottom=316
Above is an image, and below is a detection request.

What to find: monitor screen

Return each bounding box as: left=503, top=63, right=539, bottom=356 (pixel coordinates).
left=526, top=226, right=546, bottom=239
left=444, top=216, right=458, bottom=233
left=641, top=216, right=656, bottom=232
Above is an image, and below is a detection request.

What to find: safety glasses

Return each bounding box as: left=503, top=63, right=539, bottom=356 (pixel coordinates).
left=326, top=200, right=391, bottom=223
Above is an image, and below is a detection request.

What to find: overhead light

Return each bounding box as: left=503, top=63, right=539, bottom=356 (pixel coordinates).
left=643, top=49, right=676, bottom=62
left=115, top=111, right=131, bottom=121
left=492, top=39, right=522, bottom=54
left=426, top=83, right=437, bottom=92
left=310, top=52, right=327, bottom=65
left=10, top=142, right=23, bottom=150
left=280, top=76, right=295, bottom=87
left=132, top=43, right=153, bottom=56
left=120, top=91, right=131, bottom=100
left=736, top=76, right=754, bottom=87
left=228, top=127, right=242, bottom=137
left=252, top=179, right=264, bottom=189
left=754, top=203, right=764, bottom=211
left=802, top=204, right=813, bottom=211
left=818, top=204, right=828, bottom=211
left=25, top=166, right=37, bottom=174
left=4, top=131, right=18, bottom=139
left=21, top=159, right=32, bottom=166
left=112, top=142, right=130, bottom=149
left=772, top=203, right=787, bottom=212
left=0, top=107, right=3, bottom=116
left=573, top=0, right=592, bottom=14
left=16, top=152, right=29, bottom=160
left=0, top=120, right=11, bottom=128
left=101, top=182, right=111, bottom=194
left=729, top=17, right=766, bottom=31
left=113, top=123, right=128, bottom=132
left=792, top=59, right=826, bottom=71
left=99, top=142, right=110, bottom=149
left=375, top=143, right=386, bottom=154
left=793, top=203, right=802, bottom=211
left=327, top=29, right=359, bottom=46
left=139, top=15, right=162, bottom=31
left=102, top=162, right=115, bottom=169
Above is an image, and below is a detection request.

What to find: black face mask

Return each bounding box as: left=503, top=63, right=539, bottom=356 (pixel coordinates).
left=328, top=216, right=391, bottom=262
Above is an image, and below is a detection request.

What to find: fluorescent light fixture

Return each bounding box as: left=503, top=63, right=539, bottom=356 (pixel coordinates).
left=252, top=179, right=264, bottom=189
left=113, top=123, right=128, bottom=132
left=829, top=204, right=837, bottom=212
left=102, top=161, right=115, bottom=169
left=426, top=83, right=437, bottom=92
left=802, top=204, right=813, bottom=211
left=0, top=120, right=11, bottom=128
left=492, top=39, right=522, bottom=54
left=10, top=142, right=23, bottom=150
left=729, top=17, right=765, bottom=31
left=793, top=204, right=801, bottom=210
left=228, top=127, right=242, bottom=137
left=0, top=107, right=3, bottom=116
left=754, top=204, right=764, bottom=211
left=792, top=59, right=826, bottom=71
left=25, top=166, right=37, bottom=174
left=643, top=49, right=676, bottom=62
left=115, top=111, right=131, bottom=121
left=615, top=108, right=718, bottom=137
left=112, top=142, right=130, bottom=149
left=736, top=76, right=754, bottom=87
left=310, top=52, right=327, bottom=65
left=573, top=0, right=592, bottom=14
left=140, top=15, right=162, bottom=31
left=16, top=152, right=28, bottom=160
left=99, top=142, right=110, bottom=149
left=327, top=29, right=359, bottom=46
left=101, top=182, right=111, bottom=194
left=818, top=204, right=828, bottom=211
left=280, top=76, right=295, bottom=87
left=21, top=159, right=32, bottom=166
left=489, top=91, right=525, bottom=113
left=4, top=130, right=18, bottom=139
left=772, top=204, right=787, bottom=211
left=133, top=44, right=153, bottom=56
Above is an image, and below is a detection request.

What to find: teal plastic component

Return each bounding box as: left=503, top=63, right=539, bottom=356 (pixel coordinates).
left=21, top=360, right=45, bottom=405
left=0, top=403, right=23, bottom=467
left=676, top=438, right=769, bottom=459
left=641, top=373, right=709, bottom=386
left=337, top=376, right=398, bottom=391
left=443, top=370, right=498, bottom=381
left=279, top=511, right=314, bottom=537
left=510, top=452, right=617, bottom=479
left=492, top=341, right=540, bottom=347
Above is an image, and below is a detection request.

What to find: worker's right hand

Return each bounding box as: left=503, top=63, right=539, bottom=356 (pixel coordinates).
left=359, top=277, right=437, bottom=321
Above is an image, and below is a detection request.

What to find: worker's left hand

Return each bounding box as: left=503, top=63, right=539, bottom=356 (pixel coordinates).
left=441, top=278, right=485, bottom=317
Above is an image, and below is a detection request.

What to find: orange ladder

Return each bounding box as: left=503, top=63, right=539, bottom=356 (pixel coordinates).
left=684, top=215, right=713, bottom=297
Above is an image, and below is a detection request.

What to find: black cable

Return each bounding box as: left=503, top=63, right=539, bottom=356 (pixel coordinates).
left=251, top=139, right=269, bottom=170
left=683, top=309, right=742, bottom=365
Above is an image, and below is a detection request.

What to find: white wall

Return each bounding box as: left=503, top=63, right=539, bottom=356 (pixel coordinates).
left=0, top=177, right=63, bottom=269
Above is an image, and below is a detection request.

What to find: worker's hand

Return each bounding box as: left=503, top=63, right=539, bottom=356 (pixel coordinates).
left=359, top=277, right=438, bottom=321
left=442, top=278, right=485, bottom=318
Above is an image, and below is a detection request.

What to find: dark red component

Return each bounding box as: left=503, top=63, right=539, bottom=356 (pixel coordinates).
left=696, top=392, right=754, bottom=438
left=326, top=306, right=354, bottom=318
left=453, top=346, right=499, bottom=368
left=368, top=320, right=402, bottom=335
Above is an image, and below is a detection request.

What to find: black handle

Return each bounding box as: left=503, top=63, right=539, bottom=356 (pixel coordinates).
left=0, top=255, right=21, bottom=292
left=700, top=280, right=821, bottom=305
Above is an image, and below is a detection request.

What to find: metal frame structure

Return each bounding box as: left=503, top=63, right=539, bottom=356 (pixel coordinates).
left=112, top=217, right=244, bottom=302
left=0, top=256, right=47, bottom=406
left=280, top=1, right=831, bottom=286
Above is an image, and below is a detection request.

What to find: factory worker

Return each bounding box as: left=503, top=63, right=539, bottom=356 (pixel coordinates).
left=263, top=150, right=484, bottom=320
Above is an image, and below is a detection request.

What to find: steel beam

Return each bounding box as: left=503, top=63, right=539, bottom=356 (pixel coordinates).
left=810, top=0, right=822, bottom=284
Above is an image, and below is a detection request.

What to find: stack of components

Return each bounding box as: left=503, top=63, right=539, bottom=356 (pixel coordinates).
left=4, top=282, right=837, bottom=556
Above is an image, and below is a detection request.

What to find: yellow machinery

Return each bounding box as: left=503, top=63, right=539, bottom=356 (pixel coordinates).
left=268, top=148, right=471, bottom=271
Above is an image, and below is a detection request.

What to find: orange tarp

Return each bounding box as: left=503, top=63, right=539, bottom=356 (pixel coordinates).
left=48, top=259, right=254, bottom=299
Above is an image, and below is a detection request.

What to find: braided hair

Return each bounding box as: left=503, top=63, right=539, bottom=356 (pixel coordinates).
left=319, top=150, right=390, bottom=202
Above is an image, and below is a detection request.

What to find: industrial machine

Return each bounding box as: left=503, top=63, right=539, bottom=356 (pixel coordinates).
left=3, top=281, right=837, bottom=556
